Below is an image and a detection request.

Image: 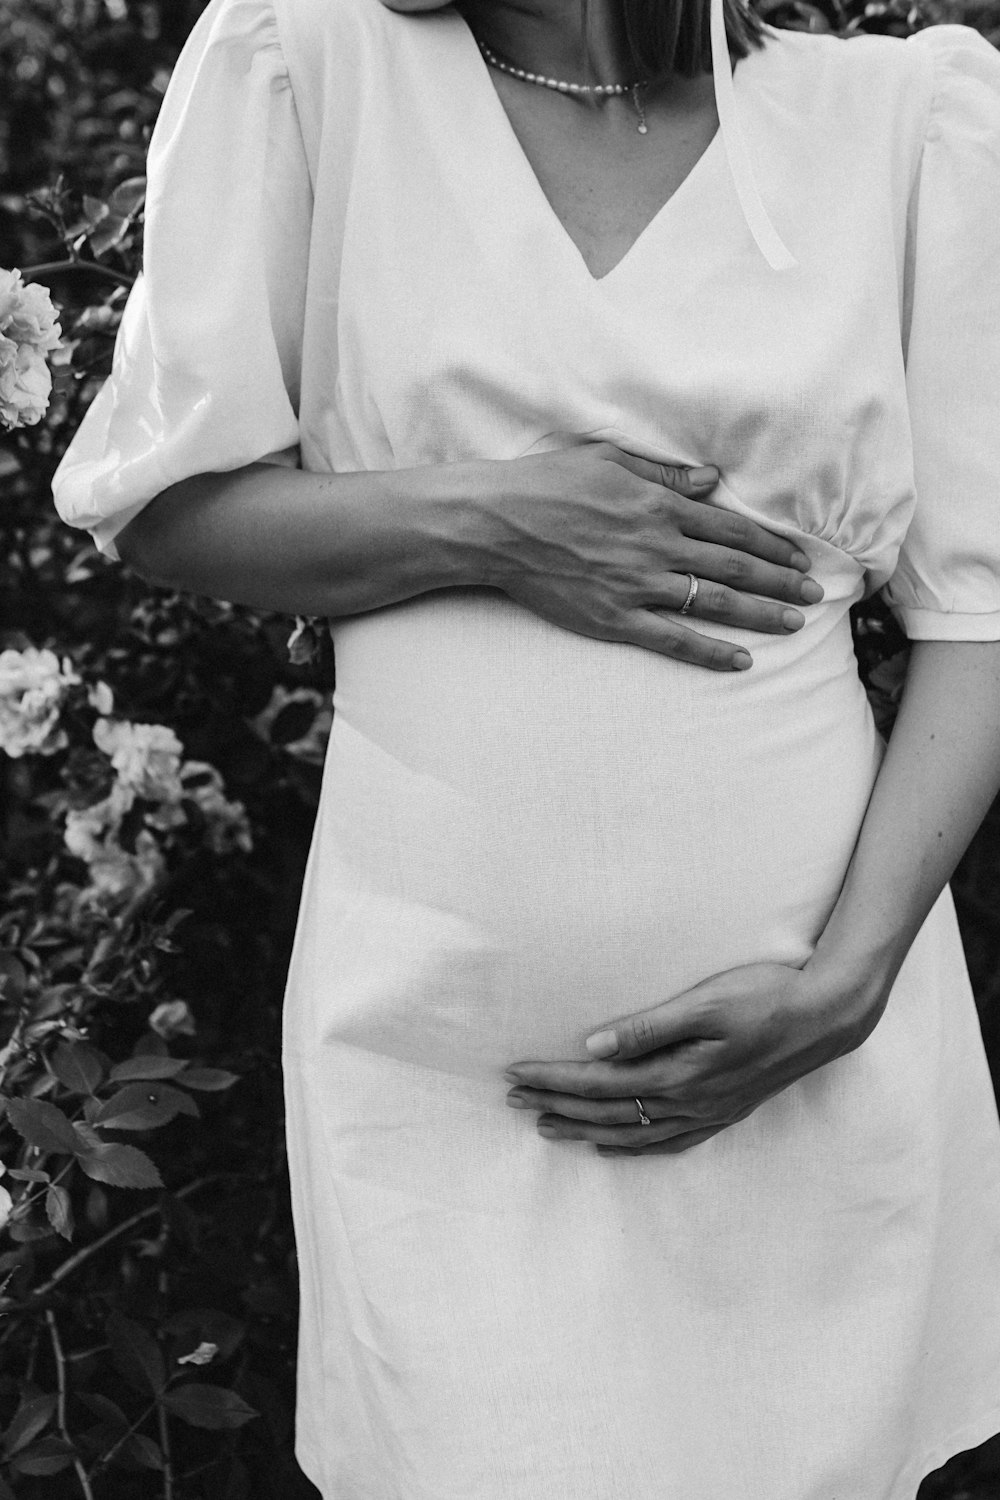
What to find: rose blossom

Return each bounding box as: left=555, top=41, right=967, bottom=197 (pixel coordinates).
left=93, top=718, right=184, bottom=801
left=0, top=337, right=52, bottom=428
left=0, top=647, right=80, bottom=758
left=150, top=1000, right=197, bottom=1040
left=0, top=269, right=62, bottom=352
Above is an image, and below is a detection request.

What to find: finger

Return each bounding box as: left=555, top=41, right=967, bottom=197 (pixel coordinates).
left=674, top=496, right=812, bottom=574
left=507, top=1087, right=684, bottom=1125
left=505, top=1056, right=689, bottom=1096
left=536, top=1113, right=707, bottom=1147
left=680, top=538, right=824, bottom=607
left=645, top=576, right=805, bottom=637
left=602, top=449, right=722, bottom=501
left=596, top=1125, right=728, bottom=1156
left=585, top=990, right=725, bottom=1061
left=619, top=611, right=755, bottom=673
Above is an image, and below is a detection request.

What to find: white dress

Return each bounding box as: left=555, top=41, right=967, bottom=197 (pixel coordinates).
left=52, top=2, right=1000, bottom=1496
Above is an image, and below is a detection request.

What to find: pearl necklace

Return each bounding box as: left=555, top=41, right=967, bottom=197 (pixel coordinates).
left=476, top=38, right=650, bottom=134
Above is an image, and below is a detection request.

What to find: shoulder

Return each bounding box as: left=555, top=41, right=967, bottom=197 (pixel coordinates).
left=757, top=22, right=930, bottom=114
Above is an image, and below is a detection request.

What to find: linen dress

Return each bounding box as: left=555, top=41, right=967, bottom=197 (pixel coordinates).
left=52, top=0, right=1000, bottom=1494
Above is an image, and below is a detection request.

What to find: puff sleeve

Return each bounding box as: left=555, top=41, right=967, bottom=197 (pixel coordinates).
left=51, top=0, right=311, bottom=560
left=882, top=25, right=1000, bottom=640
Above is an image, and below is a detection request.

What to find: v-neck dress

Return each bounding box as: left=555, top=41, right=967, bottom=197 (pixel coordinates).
left=52, top=1, right=1000, bottom=1495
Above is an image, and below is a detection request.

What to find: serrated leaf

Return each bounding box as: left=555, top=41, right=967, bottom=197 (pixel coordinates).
left=45, top=1184, right=74, bottom=1241
left=109, top=1056, right=189, bottom=1083
left=106, top=1311, right=166, bottom=1395
left=161, top=1385, right=258, bottom=1430
left=9, top=1435, right=76, bottom=1476
left=51, top=1041, right=106, bottom=1095
left=76, top=1141, right=163, bottom=1189
left=2, top=1393, right=57, bottom=1457
left=6, top=1168, right=50, bottom=1183
left=122, top=1433, right=163, bottom=1469
left=94, top=1083, right=199, bottom=1132
left=82, top=194, right=109, bottom=225
left=3, top=1097, right=82, bottom=1156
left=131, top=1033, right=168, bottom=1059
left=176, top=1068, right=238, bottom=1092
left=89, top=216, right=130, bottom=257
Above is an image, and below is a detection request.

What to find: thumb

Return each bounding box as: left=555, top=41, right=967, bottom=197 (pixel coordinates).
left=586, top=989, right=715, bottom=1060
left=664, top=463, right=719, bottom=494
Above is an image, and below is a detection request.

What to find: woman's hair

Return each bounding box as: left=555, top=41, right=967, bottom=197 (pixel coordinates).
left=585, top=0, right=767, bottom=80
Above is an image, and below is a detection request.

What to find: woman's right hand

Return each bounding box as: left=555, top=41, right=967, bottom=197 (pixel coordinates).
left=474, top=442, right=823, bottom=672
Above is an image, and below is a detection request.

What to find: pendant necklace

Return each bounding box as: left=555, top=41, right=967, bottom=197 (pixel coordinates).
left=475, top=37, right=650, bottom=135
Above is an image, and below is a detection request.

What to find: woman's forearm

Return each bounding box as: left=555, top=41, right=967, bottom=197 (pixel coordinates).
left=115, top=459, right=491, bottom=616
left=809, top=639, right=1000, bottom=1029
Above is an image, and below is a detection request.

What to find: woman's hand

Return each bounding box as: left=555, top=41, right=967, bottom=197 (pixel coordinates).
left=473, top=443, right=824, bottom=673
left=503, top=962, right=886, bottom=1155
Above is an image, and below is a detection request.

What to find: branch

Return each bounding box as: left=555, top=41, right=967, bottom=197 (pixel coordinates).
left=157, top=1398, right=174, bottom=1500
left=4, top=1174, right=235, bottom=1309
left=20, top=260, right=135, bottom=289
left=45, top=1308, right=95, bottom=1500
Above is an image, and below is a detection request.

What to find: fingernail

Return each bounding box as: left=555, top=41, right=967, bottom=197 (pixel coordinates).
left=537, top=1123, right=558, bottom=1136
left=596, top=1147, right=629, bottom=1156
left=782, top=609, right=804, bottom=632
left=688, top=465, right=719, bottom=487
left=732, top=651, right=753, bottom=671
left=586, top=1030, right=619, bottom=1058
left=506, top=1092, right=529, bottom=1109
left=503, top=1070, right=522, bottom=1083
left=800, top=578, right=824, bottom=603
left=791, top=551, right=811, bottom=571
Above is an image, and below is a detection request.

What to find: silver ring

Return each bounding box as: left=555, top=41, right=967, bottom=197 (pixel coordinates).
left=678, top=573, right=699, bottom=617
left=634, top=1097, right=652, bottom=1126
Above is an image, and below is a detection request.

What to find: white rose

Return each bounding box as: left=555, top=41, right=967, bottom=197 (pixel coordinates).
left=93, top=718, right=184, bottom=801
left=0, top=647, right=80, bottom=758
left=150, top=999, right=196, bottom=1040
left=0, top=1181, right=12, bottom=1233
left=0, top=337, right=52, bottom=428
left=64, top=782, right=135, bottom=863
left=0, top=270, right=62, bottom=352
left=81, top=831, right=164, bottom=908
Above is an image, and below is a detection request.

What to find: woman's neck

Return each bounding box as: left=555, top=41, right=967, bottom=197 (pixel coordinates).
left=457, top=0, right=637, bottom=85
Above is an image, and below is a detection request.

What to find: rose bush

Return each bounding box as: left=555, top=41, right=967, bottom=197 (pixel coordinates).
left=1, top=1, right=998, bottom=1498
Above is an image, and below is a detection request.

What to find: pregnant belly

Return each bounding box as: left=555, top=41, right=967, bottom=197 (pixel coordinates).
left=286, top=546, right=881, bottom=1077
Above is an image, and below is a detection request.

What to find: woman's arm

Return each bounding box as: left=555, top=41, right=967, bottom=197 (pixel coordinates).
left=501, top=640, right=1000, bottom=1152
left=807, top=639, right=1000, bottom=1032
left=116, top=448, right=819, bottom=671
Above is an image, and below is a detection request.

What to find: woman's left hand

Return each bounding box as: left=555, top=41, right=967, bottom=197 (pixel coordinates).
left=503, top=962, right=887, bottom=1155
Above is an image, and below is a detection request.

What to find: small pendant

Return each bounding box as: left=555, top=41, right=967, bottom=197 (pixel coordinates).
left=637, top=121, right=648, bottom=135
left=632, top=83, right=648, bottom=136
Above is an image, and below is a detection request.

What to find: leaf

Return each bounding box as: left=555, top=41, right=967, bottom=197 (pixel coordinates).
left=0, top=953, right=26, bottom=1006
left=176, top=1068, right=239, bottom=1092
left=6, top=1168, right=50, bottom=1183
left=93, top=1083, right=199, bottom=1132
left=107, top=176, right=146, bottom=216
left=121, top=1433, right=163, bottom=1469
left=131, top=1032, right=168, bottom=1059
left=106, top=1311, right=166, bottom=1395
left=76, top=1141, right=163, bottom=1189
left=77, top=1394, right=129, bottom=1435
left=8, top=1435, right=76, bottom=1476
left=82, top=194, right=109, bottom=225
left=162, top=1307, right=246, bottom=1364
left=161, top=1385, right=258, bottom=1431
left=270, top=699, right=318, bottom=745
left=2, top=1393, right=57, bottom=1458
left=51, top=1041, right=106, bottom=1095
left=109, top=1056, right=190, bottom=1084
left=3, top=1097, right=82, bottom=1156
left=45, top=1184, right=74, bottom=1241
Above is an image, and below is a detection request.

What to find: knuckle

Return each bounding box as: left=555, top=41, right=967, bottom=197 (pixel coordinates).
left=724, top=552, right=750, bottom=584
left=701, top=583, right=730, bottom=616
left=724, top=514, right=751, bottom=546
left=626, top=1015, right=658, bottom=1054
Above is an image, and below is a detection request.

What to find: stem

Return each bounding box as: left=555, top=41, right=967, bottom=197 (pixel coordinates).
left=89, top=1397, right=158, bottom=1478
left=7, top=1174, right=233, bottom=1308
left=20, top=260, right=134, bottom=289
left=45, top=1308, right=95, bottom=1500
left=157, top=1399, right=174, bottom=1500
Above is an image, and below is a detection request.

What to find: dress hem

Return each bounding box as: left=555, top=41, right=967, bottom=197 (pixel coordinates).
left=291, top=1406, right=1000, bottom=1500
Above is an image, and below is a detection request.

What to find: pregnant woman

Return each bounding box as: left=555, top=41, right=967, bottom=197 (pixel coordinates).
left=52, top=0, right=1000, bottom=1493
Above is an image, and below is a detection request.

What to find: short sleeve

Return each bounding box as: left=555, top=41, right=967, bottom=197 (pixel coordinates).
left=51, top=0, right=312, bottom=560
left=882, top=24, right=1000, bottom=640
